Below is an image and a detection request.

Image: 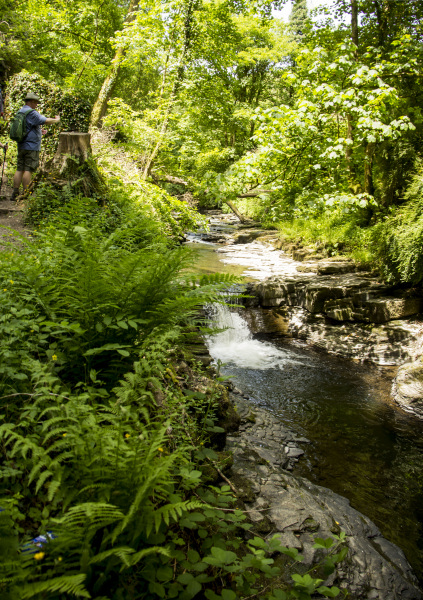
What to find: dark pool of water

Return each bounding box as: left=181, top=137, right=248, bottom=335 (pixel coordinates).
left=219, top=339, right=423, bottom=580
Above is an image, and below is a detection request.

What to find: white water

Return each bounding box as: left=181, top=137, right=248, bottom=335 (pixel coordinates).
left=206, top=304, right=305, bottom=370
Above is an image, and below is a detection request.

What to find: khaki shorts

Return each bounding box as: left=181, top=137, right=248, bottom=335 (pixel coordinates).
left=17, top=149, right=40, bottom=173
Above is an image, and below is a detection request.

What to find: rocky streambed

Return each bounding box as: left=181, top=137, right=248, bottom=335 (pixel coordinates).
left=226, top=394, right=422, bottom=600
left=188, top=211, right=423, bottom=597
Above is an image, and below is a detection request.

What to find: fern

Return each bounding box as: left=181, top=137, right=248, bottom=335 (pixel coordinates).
left=19, top=574, right=90, bottom=599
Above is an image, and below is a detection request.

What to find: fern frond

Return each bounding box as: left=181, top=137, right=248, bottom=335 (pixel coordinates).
left=128, top=545, right=170, bottom=567
left=19, top=574, right=90, bottom=599
left=88, top=546, right=135, bottom=568
left=153, top=500, right=204, bottom=533
left=54, top=503, right=124, bottom=532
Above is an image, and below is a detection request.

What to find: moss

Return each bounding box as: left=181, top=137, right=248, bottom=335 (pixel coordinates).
left=198, top=451, right=233, bottom=485
left=252, top=515, right=273, bottom=535
left=301, top=517, right=320, bottom=533
left=229, top=473, right=257, bottom=503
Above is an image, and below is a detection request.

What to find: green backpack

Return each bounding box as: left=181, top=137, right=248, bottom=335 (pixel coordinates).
left=9, top=108, right=34, bottom=143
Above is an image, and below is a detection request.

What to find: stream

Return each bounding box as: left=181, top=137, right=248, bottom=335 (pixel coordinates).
left=188, top=214, right=423, bottom=581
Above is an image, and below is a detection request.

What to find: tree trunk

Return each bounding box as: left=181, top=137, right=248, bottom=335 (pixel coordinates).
left=351, top=0, right=359, bottom=50
left=224, top=200, right=246, bottom=223
left=90, top=0, right=140, bottom=129
left=51, top=132, right=105, bottom=196
left=364, top=142, right=375, bottom=195
left=53, top=132, right=92, bottom=173
left=346, top=2, right=359, bottom=188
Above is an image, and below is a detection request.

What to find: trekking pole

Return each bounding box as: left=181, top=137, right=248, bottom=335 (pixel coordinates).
left=0, top=143, right=7, bottom=199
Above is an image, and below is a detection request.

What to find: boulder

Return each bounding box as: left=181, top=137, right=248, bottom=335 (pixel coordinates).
left=363, top=298, right=422, bottom=324
left=317, top=261, right=356, bottom=275
left=392, top=361, right=423, bottom=418
left=287, top=308, right=422, bottom=365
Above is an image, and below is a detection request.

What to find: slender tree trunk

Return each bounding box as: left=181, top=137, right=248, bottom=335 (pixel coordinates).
left=346, top=0, right=359, bottom=188
left=364, top=142, right=375, bottom=195
left=345, top=114, right=355, bottom=179
left=90, top=0, right=139, bottom=129
left=351, top=0, right=359, bottom=50
left=142, top=0, right=197, bottom=179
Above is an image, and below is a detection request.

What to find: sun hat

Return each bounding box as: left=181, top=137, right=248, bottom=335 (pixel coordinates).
left=25, top=92, right=41, bottom=102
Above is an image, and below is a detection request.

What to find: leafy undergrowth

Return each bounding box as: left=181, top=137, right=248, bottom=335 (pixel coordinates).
left=274, top=212, right=374, bottom=265
left=0, top=180, right=348, bottom=599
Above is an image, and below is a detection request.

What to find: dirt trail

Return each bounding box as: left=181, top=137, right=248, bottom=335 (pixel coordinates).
left=0, top=155, right=29, bottom=249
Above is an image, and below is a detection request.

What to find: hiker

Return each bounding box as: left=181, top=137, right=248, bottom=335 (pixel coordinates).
left=11, top=92, right=60, bottom=201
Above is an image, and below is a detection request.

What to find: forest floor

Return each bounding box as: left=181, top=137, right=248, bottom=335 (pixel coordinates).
left=0, top=158, right=29, bottom=249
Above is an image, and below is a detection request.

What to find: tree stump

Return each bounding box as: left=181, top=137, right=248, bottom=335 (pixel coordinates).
left=52, top=132, right=92, bottom=174
left=50, top=132, right=105, bottom=197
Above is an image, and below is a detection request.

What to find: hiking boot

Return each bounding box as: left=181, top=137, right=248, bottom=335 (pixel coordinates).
left=10, top=188, right=20, bottom=202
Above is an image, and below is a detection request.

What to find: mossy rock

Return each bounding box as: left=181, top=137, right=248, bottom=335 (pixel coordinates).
left=229, top=472, right=257, bottom=503
left=301, top=517, right=320, bottom=533
left=210, top=385, right=241, bottom=449
left=251, top=515, right=273, bottom=535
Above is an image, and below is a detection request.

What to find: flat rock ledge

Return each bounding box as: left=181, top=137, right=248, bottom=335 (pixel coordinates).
left=227, top=396, right=422, bottom=600
left=245, top=272, right=423, bottom=366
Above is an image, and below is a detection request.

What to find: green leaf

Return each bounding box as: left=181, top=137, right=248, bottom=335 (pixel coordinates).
left=317, top=586, right=341, bottom=598
left=117, top=349, right=130, bottom=357
left=313, top=537, right=334, bottom=549
left=84, top=343, right=131, bottom=356
left=204, top=546, right=238, bottom=566
left=188, top=549, right=200, bottom=563
left=149, top=581, right=166, bottom=597
left=186, top=579, right=202, bottom=597
left=156, top=566, right=174, bottom=582
left=221, top=590, right=237, bottom=600
left=178, top=573, right=194, bottom=585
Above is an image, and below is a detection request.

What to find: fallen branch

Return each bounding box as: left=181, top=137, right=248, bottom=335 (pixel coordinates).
left=223, top=200, right=246, bottom=223
left=151, top=173, right=189, bottom=186
left=207, top=457, right=239, bottom=496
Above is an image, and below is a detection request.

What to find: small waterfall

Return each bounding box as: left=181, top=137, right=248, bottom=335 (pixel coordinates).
left=206, top=303, right=304, bottom=370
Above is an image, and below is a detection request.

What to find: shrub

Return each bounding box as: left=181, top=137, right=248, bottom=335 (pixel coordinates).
left=371, top=161, right=423, bottom=284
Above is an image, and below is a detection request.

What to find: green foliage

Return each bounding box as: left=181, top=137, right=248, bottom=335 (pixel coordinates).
left=93, top=133, right=207, bottom=238
left=0, top=219, right=240, bottom=391
left=371, top=162, right=423, bottom=284
left=0, top=0, right=124, bottom=95
left=5, top=71, right=91, bottom=161
left=24, top=185, right=123, bottom=231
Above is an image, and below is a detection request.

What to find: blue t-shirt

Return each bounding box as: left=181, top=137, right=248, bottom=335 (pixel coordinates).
left=18, top=105, right=47, bottom=151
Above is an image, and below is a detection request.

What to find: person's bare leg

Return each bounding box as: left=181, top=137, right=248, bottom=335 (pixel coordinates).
left=22, top=171, right=32, bottom=190
left=11, top=170, right=23, bottom=200
left=13, top=170, right=23, bottom=189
